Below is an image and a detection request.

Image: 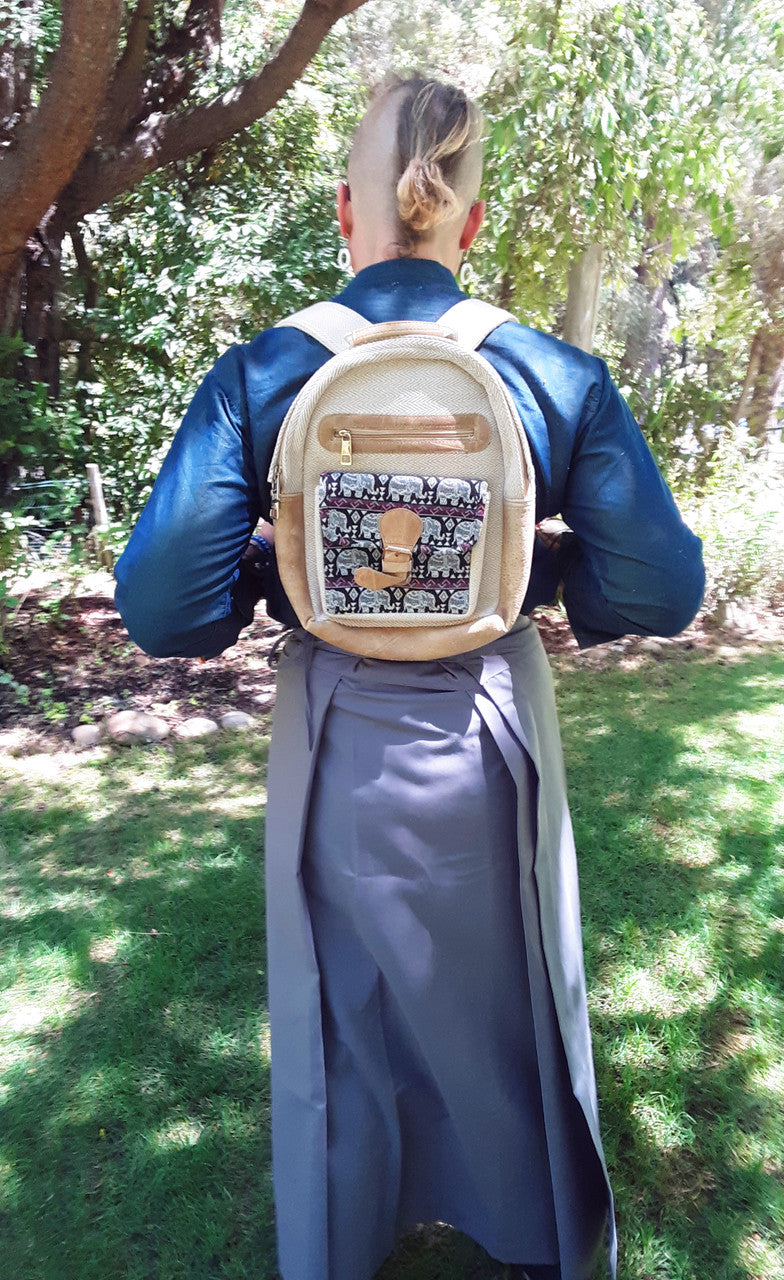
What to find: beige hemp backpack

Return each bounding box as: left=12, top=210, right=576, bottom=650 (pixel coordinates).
left=268, top=298, right=536, bottom=660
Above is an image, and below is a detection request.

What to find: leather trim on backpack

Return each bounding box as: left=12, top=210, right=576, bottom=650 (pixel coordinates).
left=317, top=413, right=492, bottom=455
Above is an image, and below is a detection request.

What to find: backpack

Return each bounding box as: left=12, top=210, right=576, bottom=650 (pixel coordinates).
left=268, top=298, right=536, bottom=660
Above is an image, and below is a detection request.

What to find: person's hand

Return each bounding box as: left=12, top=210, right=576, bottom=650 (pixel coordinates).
left=536, top=517, right=571, bottom=552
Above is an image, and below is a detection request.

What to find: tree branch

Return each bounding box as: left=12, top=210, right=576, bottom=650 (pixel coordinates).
left=69, top=223, right=99, bottom=387
left=0, top=1, right=35, bottom=142
left=97, top=0, right=156, bottom=146
left=64, top=0, right=371, bottom=220
left=0, top=37, right=14, bottom=139
left=0, top=0, right=124, bottom=279
left=143, top=0, right=225, bottom=123
left=733, top=330, right=763, bottom=426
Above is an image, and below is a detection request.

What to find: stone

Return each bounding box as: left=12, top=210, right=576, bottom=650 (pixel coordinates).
left=72, top=723, right=102, bottom=749
left=253, top=692, right=276, bottom=711
left=639, top=638, right=663, bottom=655
left=723, top=600, right=758, bottom=633
left=220, top=711, right=254, bottom=731
left=106, top=710, right=169, bottom=744
left=175, top=716, right=219, bottom=739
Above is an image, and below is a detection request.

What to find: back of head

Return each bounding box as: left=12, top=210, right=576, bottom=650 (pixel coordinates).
left=394, top=77, right=483, bottom=248
left=348, top=76, right=483, bottom=259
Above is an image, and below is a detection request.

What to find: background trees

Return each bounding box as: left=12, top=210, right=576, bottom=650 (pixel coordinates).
left=1, top=0, right=783, bottom=618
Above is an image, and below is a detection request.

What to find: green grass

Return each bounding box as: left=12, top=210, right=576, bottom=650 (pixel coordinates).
left=1, top=642, right=783, bottom=1280
left=557, top=645, right=784, bottom=1280
left=0, top=735, right=275, bottom=1280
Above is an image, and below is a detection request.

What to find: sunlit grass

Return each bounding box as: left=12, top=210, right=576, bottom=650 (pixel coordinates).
left=0, top=732, right=275, bottom=1280
left=552, top=644, right=784, bottom=1280
left=1, top=642, right=783, bottom=1278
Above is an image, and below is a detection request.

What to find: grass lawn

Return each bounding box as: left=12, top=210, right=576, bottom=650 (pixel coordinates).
left=1, top=640, right=783, bottom=1280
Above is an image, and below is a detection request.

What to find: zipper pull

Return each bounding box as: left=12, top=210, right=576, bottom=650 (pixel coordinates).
left=338, top=429, right=352, bottom=467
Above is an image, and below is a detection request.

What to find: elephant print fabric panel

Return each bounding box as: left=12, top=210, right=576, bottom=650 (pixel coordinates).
left=319, top=471, right=488, bottom=616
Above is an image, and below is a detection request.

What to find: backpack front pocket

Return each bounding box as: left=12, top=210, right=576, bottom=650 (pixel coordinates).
left=317, top=471, right=488, bottom=619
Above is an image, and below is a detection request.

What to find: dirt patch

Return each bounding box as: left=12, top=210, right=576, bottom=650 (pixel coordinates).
left=1, top=573, right=781, bottom=749
left=1, top=579, right=282, bottom=746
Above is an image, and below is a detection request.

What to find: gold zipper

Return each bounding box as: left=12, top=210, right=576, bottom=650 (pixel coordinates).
left=338, top=429, right=352, bottom=466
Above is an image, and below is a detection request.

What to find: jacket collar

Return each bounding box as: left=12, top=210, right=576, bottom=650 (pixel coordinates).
left=336, top=258, right=464, bottom=324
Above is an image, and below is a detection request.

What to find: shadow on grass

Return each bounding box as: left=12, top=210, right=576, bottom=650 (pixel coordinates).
left=556, top=646, right=784, bottom=1280
left=0, top=741, right=275, bottom=1280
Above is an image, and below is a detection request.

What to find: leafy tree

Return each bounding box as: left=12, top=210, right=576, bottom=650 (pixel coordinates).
left=0, top=0, right=372, bottom=401
left=472, top=0, right=784, bottom=487
left=477, top=0, right=732, bottom=341
left=717, top=0, right=784, bottom=444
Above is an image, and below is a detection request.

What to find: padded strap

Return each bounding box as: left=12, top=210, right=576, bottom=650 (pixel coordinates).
left=439, top=298, right=515, bottom=350
left=277, top=297, right=514, bottom=355
left=275, top=301, right=370, bottom=354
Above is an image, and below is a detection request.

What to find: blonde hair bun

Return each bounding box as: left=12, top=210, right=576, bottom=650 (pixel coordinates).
left=396, top=158, right=461, bottom=233
left=390, top=77, right=482, bottom=245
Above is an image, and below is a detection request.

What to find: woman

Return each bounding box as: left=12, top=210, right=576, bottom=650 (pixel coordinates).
left=116, top=76, right=704, bottom=1280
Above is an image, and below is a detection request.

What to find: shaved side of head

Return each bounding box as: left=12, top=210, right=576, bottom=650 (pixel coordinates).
left=346, top=89, right=405, bottom=255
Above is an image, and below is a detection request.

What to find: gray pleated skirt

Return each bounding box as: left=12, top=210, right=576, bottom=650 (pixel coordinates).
left=265, top=619, right=615, bottom=1280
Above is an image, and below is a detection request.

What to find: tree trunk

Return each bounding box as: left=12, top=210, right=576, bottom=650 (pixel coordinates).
left=0, top=253, right=22, bottom=336
left=21, top=211, right=66, bottom=396
left=562, top=243, right=603, bottom=353
left=0, top=0, right=124, bottom=333
left=735, top=327, right=784, bottom=447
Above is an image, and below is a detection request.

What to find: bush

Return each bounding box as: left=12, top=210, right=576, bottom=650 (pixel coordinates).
left=0, top=335, right=50, bottom=500
left=0, top=507, right=36, bottom=653
left=687, top=431, right=784, bottom=617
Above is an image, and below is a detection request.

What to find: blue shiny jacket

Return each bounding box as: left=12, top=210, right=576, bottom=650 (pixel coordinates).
left=115, top=258, right=704, bottom=655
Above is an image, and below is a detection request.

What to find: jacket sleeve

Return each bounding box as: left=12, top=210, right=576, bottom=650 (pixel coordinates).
left=114, top=347, right=262, bottom=658
left=557, top=362, right=705, bottom=647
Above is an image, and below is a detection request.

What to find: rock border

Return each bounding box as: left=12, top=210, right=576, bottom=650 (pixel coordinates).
left=71, top=705, right=270, bottom=750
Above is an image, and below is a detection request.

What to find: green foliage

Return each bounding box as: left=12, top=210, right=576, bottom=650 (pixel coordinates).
left=2, top=0, right=63, bottom=105
left=0, top=334, right=90, bottom=585
left=476, top=0, right=734, bottom=325
left=471, top=0, right=784, bottom=488
left=0, top=337, right=50, bottom=490
left=685, top=430, right=784, bottom=614
left=714, top=0, right=784, bottom=156
left=0, top=508, right=34, bottom=654
left=0, top=669, right=30, bottom=705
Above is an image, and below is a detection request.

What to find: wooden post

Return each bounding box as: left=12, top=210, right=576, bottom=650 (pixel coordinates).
left=86, top=462, right=108, bottom=529
left=86, top=462, right=113, bottom=568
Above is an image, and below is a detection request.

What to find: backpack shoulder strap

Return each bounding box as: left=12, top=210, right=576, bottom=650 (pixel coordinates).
left=439, top=298, right=515, bottom=351
left=276, top=296, right=514, bottom=355
left=275, top=301, right=370, bottom=355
